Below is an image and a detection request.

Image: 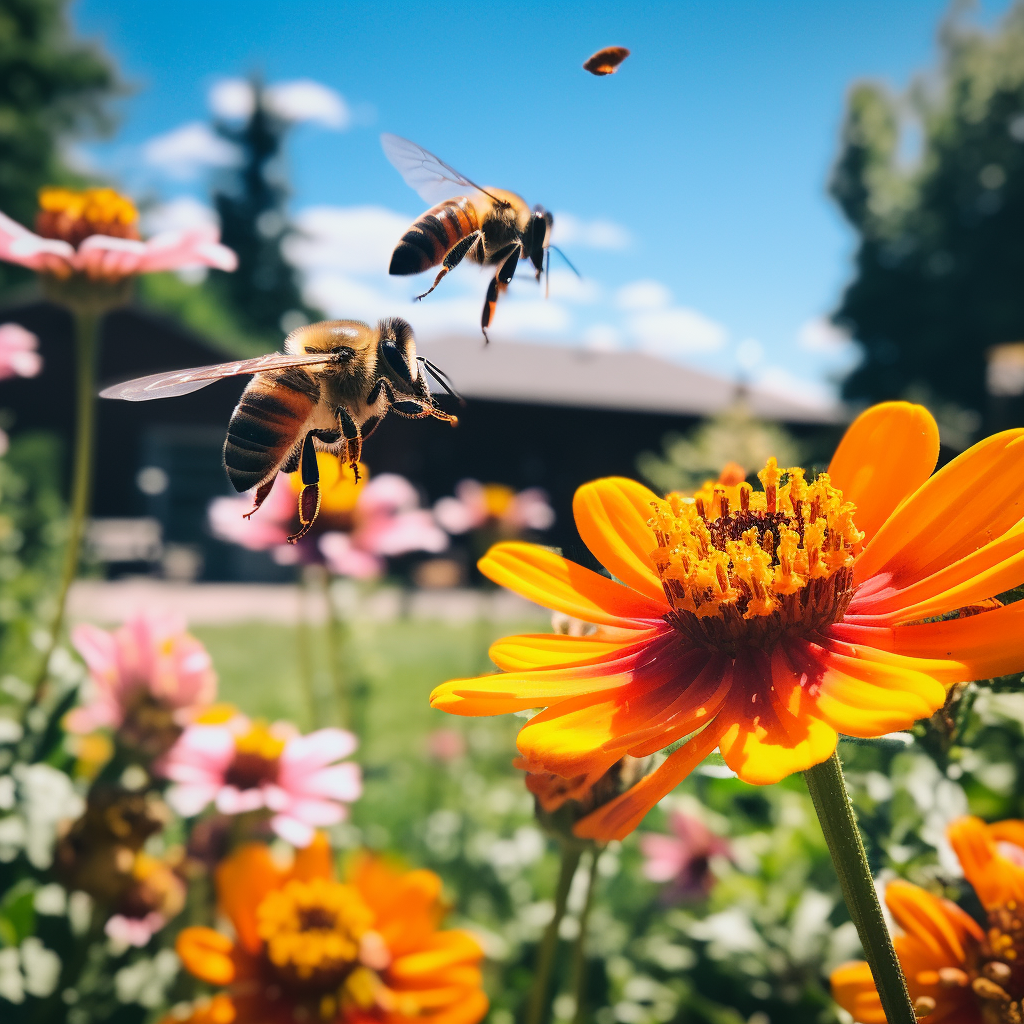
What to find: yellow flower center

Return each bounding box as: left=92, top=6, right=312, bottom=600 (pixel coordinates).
left=224, top=723, right=286, bottom=790
left=35, top=187, right=140, bottom=247
left=483, top=484, right=515, bottom=519
left=649, top=458, right=864, bottom=651
left=290, top=454, right=366, bottom=518
left=965, top=901, right=1024, bottom=1024
left=257, top=878, right=376, bottom=994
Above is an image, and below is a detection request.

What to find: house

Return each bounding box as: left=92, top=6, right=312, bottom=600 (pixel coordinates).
left=0, top=301, right=842, bottom=580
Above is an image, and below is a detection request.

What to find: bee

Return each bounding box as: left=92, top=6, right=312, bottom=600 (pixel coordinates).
left=383, top=134, right=576, bottom=342
left=583, top=46, right=630, bottom=75
left=100, top=318, right=459, bottom=543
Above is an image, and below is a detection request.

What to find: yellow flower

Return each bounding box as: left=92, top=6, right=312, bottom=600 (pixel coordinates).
left=431, top=403, right=1024, bottom=840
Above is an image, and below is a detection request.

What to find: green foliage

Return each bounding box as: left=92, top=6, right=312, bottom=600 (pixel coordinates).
left=830, top=2, right=1024, bottom=416
left=209, top=81, right=319, bottom=339
left=0, top=0, right=119, bottom=297
left=635, top=404, right=806, bottom=495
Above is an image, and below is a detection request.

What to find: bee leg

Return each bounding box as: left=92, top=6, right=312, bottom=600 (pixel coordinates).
left=416, top=232, right=480, bottom=300
left=336, top=406, right=362, bottom=479
left=480, top=245, right=521, bottom=343
left=288, top=431, right=321, bottom=544
left=243, top=478, right=276, bottom=519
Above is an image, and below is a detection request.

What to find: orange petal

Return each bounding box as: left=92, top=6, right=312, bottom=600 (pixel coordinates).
left=783, top=639, right=945, bottom=738
left=390, top=931, right=484, bottom=980
left=856, top=428, right=1024, bottom=585
left=887, top=600, right=1024, bottom=682
left=479, top=542, right=667, bottom=627
left=488, top=629, right=662, bottom=672
left=885, top=879, right=979, bottom=964
left=850, top=520, right=1024, bottom=621
left=830, top=960, right=886, bottom=1024
left=828, top=402, right=939, bottom=546
left=417, top=988, right=489, bottom=1024
left=948, top=815, right=1024, bottom=911
left=572, top=478, right=668, bottom=604
left=289, top=830, right=334, bottom=882
left=515, top=645, right=719, bottom=774
left=574, top=720, right=727, bottom=841
left=717, top=651, right=838, bottom=785
left=988, top=819, right=1024, bottom=849
left=215, top=843, right=284, bottom=955
left=176, top=927, right=236, bottom=986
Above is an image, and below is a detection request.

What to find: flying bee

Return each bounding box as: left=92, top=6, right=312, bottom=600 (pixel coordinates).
left=100, top=318, right=459, bottom=543
left=382, top=133, right=578, bottom=342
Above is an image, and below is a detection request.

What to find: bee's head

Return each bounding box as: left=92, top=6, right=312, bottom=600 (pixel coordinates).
left=286, top=320, right=373, bottom=361
left=376, top=317, right=419, bottom=385
left=528, top=205, right=554, bottom=271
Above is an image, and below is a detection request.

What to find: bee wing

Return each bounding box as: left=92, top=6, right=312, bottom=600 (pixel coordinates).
left=99, top=351, right=339, bottom=402
left=381, top=133, right=501, bottom=206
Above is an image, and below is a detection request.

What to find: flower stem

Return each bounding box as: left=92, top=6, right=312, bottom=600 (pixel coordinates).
left=804, top=750, right=916, bottom=1024
left=32, top=309, right=100, bottom=704
left=318, top=566, right=350, bottom=728
left=526, top=841, right=583, bottom=1024
left=570, top=845, right=602, bottom=1024
left=296, top=568, right=319, bottom=728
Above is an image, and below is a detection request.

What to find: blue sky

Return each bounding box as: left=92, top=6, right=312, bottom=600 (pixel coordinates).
left=74, top=0, right=1013, bottom=411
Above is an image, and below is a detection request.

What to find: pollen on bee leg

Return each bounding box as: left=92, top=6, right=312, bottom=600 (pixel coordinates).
left=288, top=483, right=322, bottom=543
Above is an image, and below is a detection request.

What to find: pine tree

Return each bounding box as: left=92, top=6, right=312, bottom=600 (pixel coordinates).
left=0, top=0, right=118, bottom=296
left=210, top=81, right=316, bottom=341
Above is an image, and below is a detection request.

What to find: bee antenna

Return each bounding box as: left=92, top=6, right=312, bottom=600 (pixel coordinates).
left=417, top=356, right=465, bottom=405
left=548, top=246, right=581, bottom=278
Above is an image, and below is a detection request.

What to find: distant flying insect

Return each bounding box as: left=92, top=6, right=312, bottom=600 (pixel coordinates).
left=100, top=318, right=459, bottom=543
left=583, top=46, right=630, bottom=75
left=383, top=133, right=576, bottom=343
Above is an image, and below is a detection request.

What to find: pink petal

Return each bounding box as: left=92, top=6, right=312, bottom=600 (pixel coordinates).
left=270, top=814, right=316, bottom=848
left=279, top=728, right=357, bottom=775
left=0, top=211, right=75, bottom=272
left=357, top=473, right=419, bottom=515
left=318, top=533, right=383, bottom=578
left=356, top=510, right=448, bottom=557
left=134, top=228, right=238, bottom=273
left=165, top=782, right=220, bottom=817
left=433, top=496, right=477, bottom=534
left=281, top=797, right=346, bottom=827
left=215, top=786, right=266, bottom=815
left=286, top=763, right=362, bottom=802
left=209, top=494, right=290, bottom=550
left=0, top=324, right=42, bottom=380
left=74, top=235, right=147, bottom=279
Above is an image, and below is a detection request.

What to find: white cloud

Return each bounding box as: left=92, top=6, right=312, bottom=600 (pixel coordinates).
left=754, top=365, right=837, bottom=412
left=629, top=306, right=727, bottom=356
left=735, top=337, right=764, bottom=372
left=285, top=205, right=411, bottom=275
left=583, top=323, right=622, bottom=351
left=552, top=212, right=631, bottom=250
left=615, top=279, right=672, bottom=311
left=798, top=317, right=855, bottom=355
left=532, top=267, right=600, bottom=305
left=142, top=196, right=218, bottom=236
left=209, top=78, right=350, bottom=129
left=142, top=122, right=240, bottom=179
left=266, top=80, right=350, bottom=129
left=209, top=79, right=255, bottom=120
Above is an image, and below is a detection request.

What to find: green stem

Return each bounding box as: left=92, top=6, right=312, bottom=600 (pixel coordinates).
left=32, top=310, right=99, bottom=704
left=526, top=842, right=582, bottom=1024
left=804, top=750, right=916, bottom=1024
left=570, top=846, right=602, bottom=1024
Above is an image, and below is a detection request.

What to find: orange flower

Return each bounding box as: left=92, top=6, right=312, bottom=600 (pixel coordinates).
left=832, top=816, right=1024, bottom=1022
left=173, top=835, right=488, bottom=1024
left=430, top=403, right=1024, bottom=840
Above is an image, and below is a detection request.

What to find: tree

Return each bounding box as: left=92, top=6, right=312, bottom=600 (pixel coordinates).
left=0, top=0, right=118, bottom=296
left=830, top=4, right=1024, bottom=423
left=210, top=81, right=317, bottom=342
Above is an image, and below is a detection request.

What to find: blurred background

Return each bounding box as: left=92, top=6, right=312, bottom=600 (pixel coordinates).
left=3, top=4, right=1024, bottom=1021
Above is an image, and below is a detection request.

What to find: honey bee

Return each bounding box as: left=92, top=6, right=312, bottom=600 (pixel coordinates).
left=383, top=134, right=577, bottom=342
left=100, top=318, right=459, bottom=542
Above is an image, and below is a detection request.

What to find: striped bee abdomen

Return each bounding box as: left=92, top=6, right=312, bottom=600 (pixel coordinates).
left=223, top=378, right=315, bottom=492
left=389, top=197, right=479, bottom=275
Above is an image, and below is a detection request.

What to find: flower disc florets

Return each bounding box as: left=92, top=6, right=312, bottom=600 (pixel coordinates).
left=257, top=877, right=376, bottom=992
left=649, top=458, right=864, bottom=653
left=35, top=187, right=140, bottom=247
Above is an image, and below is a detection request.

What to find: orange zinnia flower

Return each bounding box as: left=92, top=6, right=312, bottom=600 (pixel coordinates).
left=431, top=403, right=1024, bottom=840
left=832, top=815, right=1024, bottom=1022
left=173, top=835, right=488, bottom=1024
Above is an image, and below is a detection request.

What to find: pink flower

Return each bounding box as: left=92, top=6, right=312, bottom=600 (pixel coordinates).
left=434, top=480, right=555, bottom=536
left=0, top=323, right=42, bottom=380
left=209, top=461, right=448, bottom=579
left=68, top=612, right=217, bottom=757
left=0, top=186, right=236, bottom=283
left=159, top=716, right=362, bottom=848
left=639, top=811, right=732, bottom=902
left=105, top=911, right=166, bottom=948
